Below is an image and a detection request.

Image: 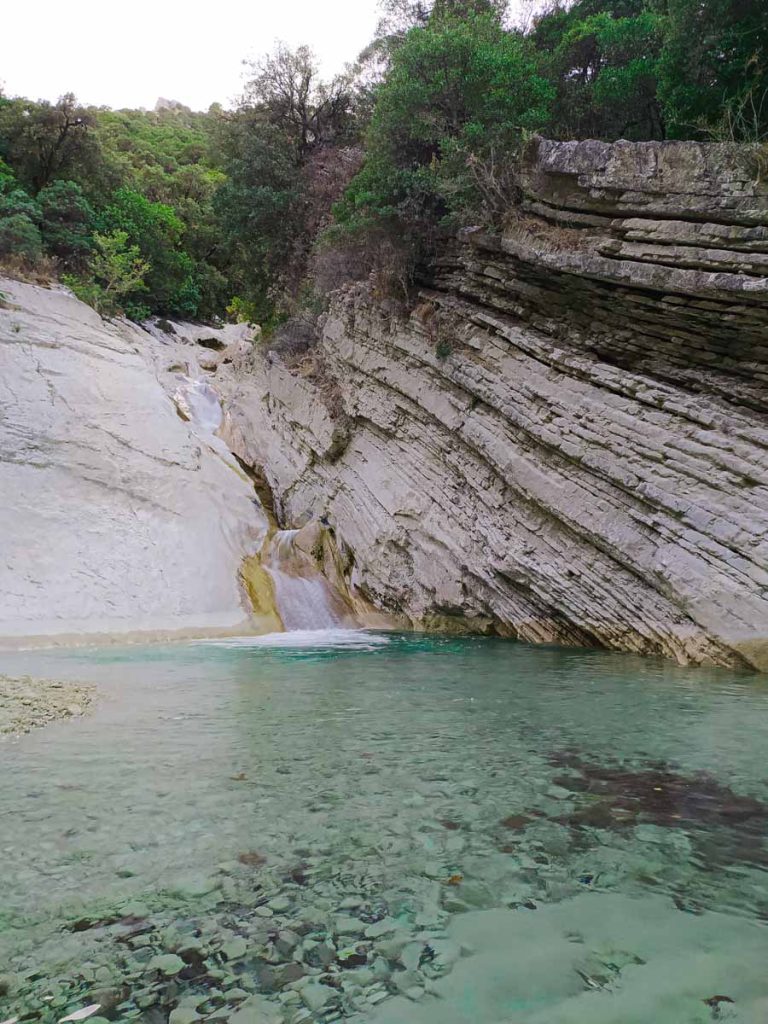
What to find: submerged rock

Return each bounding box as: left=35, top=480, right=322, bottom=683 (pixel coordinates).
left=549, top=752, right=768, bottom=870
left=300, top=979, right=339, bottom=1013
left=229, top=993, right=282, bottom=1024
left=147, top=954, right=185, bottom=977
left=168, top=1010, right=198, bottom=1024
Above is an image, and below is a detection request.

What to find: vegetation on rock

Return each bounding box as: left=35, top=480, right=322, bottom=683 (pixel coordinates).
left=0, top=0, right=765, bottom=325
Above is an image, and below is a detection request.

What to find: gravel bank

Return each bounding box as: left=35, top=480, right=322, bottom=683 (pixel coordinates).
left=0, top=675, right=95, bottom=736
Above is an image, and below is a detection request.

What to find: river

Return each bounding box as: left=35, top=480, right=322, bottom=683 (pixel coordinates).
left=1, top=632, right=767, bottom=1023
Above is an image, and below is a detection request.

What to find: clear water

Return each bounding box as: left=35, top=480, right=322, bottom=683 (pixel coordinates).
left=1, top=633, right=768, bottom=1023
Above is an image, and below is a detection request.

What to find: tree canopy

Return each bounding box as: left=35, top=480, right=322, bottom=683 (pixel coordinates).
left=0, top=0, right=765, bottom=324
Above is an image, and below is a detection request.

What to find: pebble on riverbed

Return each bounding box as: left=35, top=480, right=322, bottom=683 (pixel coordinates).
left=6, top=736, right=767, bottom=1024
left=0, top=676, right=95, bottom=737
left=2, top=877, right=456, bottom=1024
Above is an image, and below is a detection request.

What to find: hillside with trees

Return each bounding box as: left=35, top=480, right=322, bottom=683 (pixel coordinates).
left=1, top=0, right=765, bottom=331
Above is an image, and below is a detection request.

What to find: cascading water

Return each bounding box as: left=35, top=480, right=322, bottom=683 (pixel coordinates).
left=263, top=529, right=348, bottom=631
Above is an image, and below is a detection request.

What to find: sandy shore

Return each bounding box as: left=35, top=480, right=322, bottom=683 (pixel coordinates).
left=0, top=675, right=95, bottom=736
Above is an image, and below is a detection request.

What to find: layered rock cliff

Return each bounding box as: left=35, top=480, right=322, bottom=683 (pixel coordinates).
left=223, top=138, right=768, bottom=669
left=0, top=278, right=271, bottom=643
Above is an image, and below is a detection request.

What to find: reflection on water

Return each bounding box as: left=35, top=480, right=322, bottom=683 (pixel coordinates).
left=1, top=633, right=767, bottom=1023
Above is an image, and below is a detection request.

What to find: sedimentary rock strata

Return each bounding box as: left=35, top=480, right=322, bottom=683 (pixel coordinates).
left=224, top=138, right=768, bottom=668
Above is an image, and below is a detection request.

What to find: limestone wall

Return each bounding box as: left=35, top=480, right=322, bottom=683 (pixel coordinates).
left=225, top=138, right=768, bottom=669
left=0, top=278, right=270, bottom=643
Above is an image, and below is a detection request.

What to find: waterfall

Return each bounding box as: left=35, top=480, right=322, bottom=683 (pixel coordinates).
left=263, top=529, right=348, bottom=631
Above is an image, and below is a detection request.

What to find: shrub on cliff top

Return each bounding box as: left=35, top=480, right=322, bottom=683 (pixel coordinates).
left=0, top=213, right=44, bottom=263
left=63, top=229, right=150, bottom=318
left=657, top=0, right=768, bottom=141
left=339, top=7, right=553, bottom=233
left=37, top=180, right=96, bottom=267
left=533, top=1, right=665, bottom=141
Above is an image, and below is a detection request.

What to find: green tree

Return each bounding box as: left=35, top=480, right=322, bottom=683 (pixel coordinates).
left=657, top=0, right=768, bottom=139
left=92, top=105, right=231, bottom=317
left=211, top=42, right=369, bottom=323
left=213, top=119, right=301, bottom=325
left=37, top=180, right=95, bottom=266
left=533, top=0, right=664, bottom=140
left=101, top=188, right=199, bottom=316
left=65, top=230, right=150, bottom=316
left=340, top=7, right=553, bottom=230
left=0, top=158, right=16, bottom=192
left=0, top=213, right=44, bottom=262
left=243, top=44, right=355, bottom=157
left=377, top=0, right=506, bottom=35
left=0, top=187, right=41, bottom=222
left=90, top=230, right=150, bottom=305
left=0, top=93, right=103, bottom=192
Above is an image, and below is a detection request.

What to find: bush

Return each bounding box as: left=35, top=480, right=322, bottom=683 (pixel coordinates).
left=340, top=8, right=553, bottom=234
left=0, top=188, right=41, bottom=222
left=37, top=180, right=95, bottom=267
left=63, top=229, right=150, bottom=317
left=657, top=0, right=768, bottom=140
left=226, top=296, right=262, bottom=325
left=0, top=159, right=15, bottom=193
left=61, top=276, right=105, bottom=310
left=0, top=214, right=44, bottom=262
left=101, top=188, right=199, bottom=316
left=312, top=218, right=417, bottom=300
left=533, top=2, right=664, bottom=141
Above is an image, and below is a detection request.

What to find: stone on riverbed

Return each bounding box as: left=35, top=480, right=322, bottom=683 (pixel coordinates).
left=333, top=915, right=365, bottom=938
left=147, top=954, right=185, bottom=977
left=172, top=876, right=221, bottom=899
left=229, top=994, right=282, bottom=1024
left=221, top=938, right=248, bottom=961
left=168, top=1008, right=199, bottom=1024
left=300, top=980, right=339, bottom=1012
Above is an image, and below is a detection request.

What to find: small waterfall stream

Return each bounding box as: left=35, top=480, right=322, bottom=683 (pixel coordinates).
left=263, top=529, right=347, bottom=631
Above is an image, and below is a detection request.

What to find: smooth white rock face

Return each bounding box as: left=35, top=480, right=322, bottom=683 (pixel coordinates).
left=0, top=278, right=267, bottom=643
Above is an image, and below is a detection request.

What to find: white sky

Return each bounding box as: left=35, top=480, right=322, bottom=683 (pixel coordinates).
left=0, top=0, right=383, bottom=111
